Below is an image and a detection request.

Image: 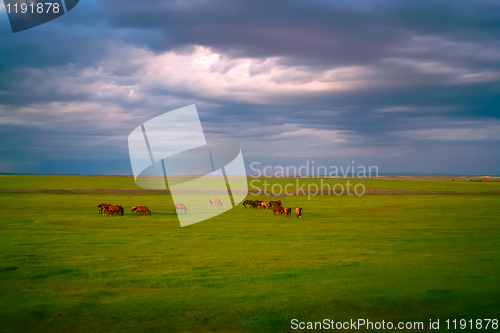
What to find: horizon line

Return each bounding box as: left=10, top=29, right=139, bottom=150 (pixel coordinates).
left=1, top=173, right=499, bottom=178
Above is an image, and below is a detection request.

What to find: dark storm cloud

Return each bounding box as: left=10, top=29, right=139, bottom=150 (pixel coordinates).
left=1, top=0, right=500, bottom=174
left=98, top=0, right=500, bottom=64
left=92, top=0, right=500, bottom=122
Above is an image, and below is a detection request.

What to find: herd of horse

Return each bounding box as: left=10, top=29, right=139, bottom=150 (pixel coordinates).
left=97, top=204, right=151, bottom=216
left=97, top=198, right=303, bottom=218
left=243, top=199, right=303, bottom=218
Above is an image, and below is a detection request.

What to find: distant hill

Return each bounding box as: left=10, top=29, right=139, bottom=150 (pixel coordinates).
left=378, top=173, right=500, bottom=177
left=1, top=172, right=499, bottom=177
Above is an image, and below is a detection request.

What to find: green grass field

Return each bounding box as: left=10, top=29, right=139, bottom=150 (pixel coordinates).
left=0, top=176, right=499, bottom=332
left=2, top=175, right=499, bottom=191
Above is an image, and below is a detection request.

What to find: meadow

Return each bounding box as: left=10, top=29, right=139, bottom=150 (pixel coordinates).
left=0, top=176, right=499, bottom=332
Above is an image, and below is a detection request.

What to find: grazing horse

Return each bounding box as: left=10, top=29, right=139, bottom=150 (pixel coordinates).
left=209, top=198, right=223, bottom=206
left=295, top=208, right=302, bottom=218
left=243, top=200, right=254, bottom=208
left=135, top=206, right=151, bottom=216
left=273, top=205, right=284, bottom=215
left=253, top=200, right=263, bottom=208
left=283, top=207, right=291, bottom=217
left=269, top=200, right=282, bottom=207
left=107, top=206, right=118, bottom=216
left=174, top=203, right=187, bottom=213
left=107, top=205, right=123, bottom=217
left=97, top=204, right=111, bottom=214
left=260, top=202, right=269, bottom=209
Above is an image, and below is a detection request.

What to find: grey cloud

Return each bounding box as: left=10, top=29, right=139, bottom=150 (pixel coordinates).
left=1, top=0, right=500, bottom=174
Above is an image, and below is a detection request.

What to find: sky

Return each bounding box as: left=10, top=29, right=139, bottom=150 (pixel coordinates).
left=0, top=0, right=499, bottom=175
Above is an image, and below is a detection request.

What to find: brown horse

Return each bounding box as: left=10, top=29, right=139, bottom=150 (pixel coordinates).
left=273, top=205, right=284, bottom=215
left=269, top=200, right=282, bottom=207
left=174, top=203, right=187, bottom=213
left=132, top=206, right=144, bottom=215
left=107, top=205, right=123, bottom=217
left=97, top=203, right=111, bottom=214
left=243, top=200, right=254, bottom=208
left=283, top=207, right=291, bottom=217
left=209, top=198, right=223, bottom=206
left=295, top=208, right=302, bottom=218
left=254, top=200, right=263, bottom=208
left=134, top=206, right=151, bottom=216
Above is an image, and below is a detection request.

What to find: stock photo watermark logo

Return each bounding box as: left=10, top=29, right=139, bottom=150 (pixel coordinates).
left=248, top=161, right=378, bottom=199
left=128, top=104, right=248, bottom=227
left=3, top=0, right=79, bottom=33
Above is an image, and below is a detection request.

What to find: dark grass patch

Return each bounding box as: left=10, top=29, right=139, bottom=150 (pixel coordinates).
left=0, top=266, right=19, bottom=272
left=246, top=308, right=287, bottom=333
left=270, top=272, right=300, bottom=280
left=27, top=310, right=46, bottom=319
left=202, top=283, right=223, bottom=289
left=426, top=289, right=452, bottom=295
left=340, top=261, right=361, bottom=267
left=4, top=254, right=39, bottom=258
left=57, top=269, right=80, bottom=276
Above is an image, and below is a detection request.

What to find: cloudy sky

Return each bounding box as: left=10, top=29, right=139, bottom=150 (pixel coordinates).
left=1, top=0, right=499, bottom=175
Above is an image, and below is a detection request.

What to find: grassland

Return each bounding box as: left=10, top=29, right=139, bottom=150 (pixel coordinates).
left=2, top=175, right=500, bottom=192
left=0, top=176, right=499, bottom=332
